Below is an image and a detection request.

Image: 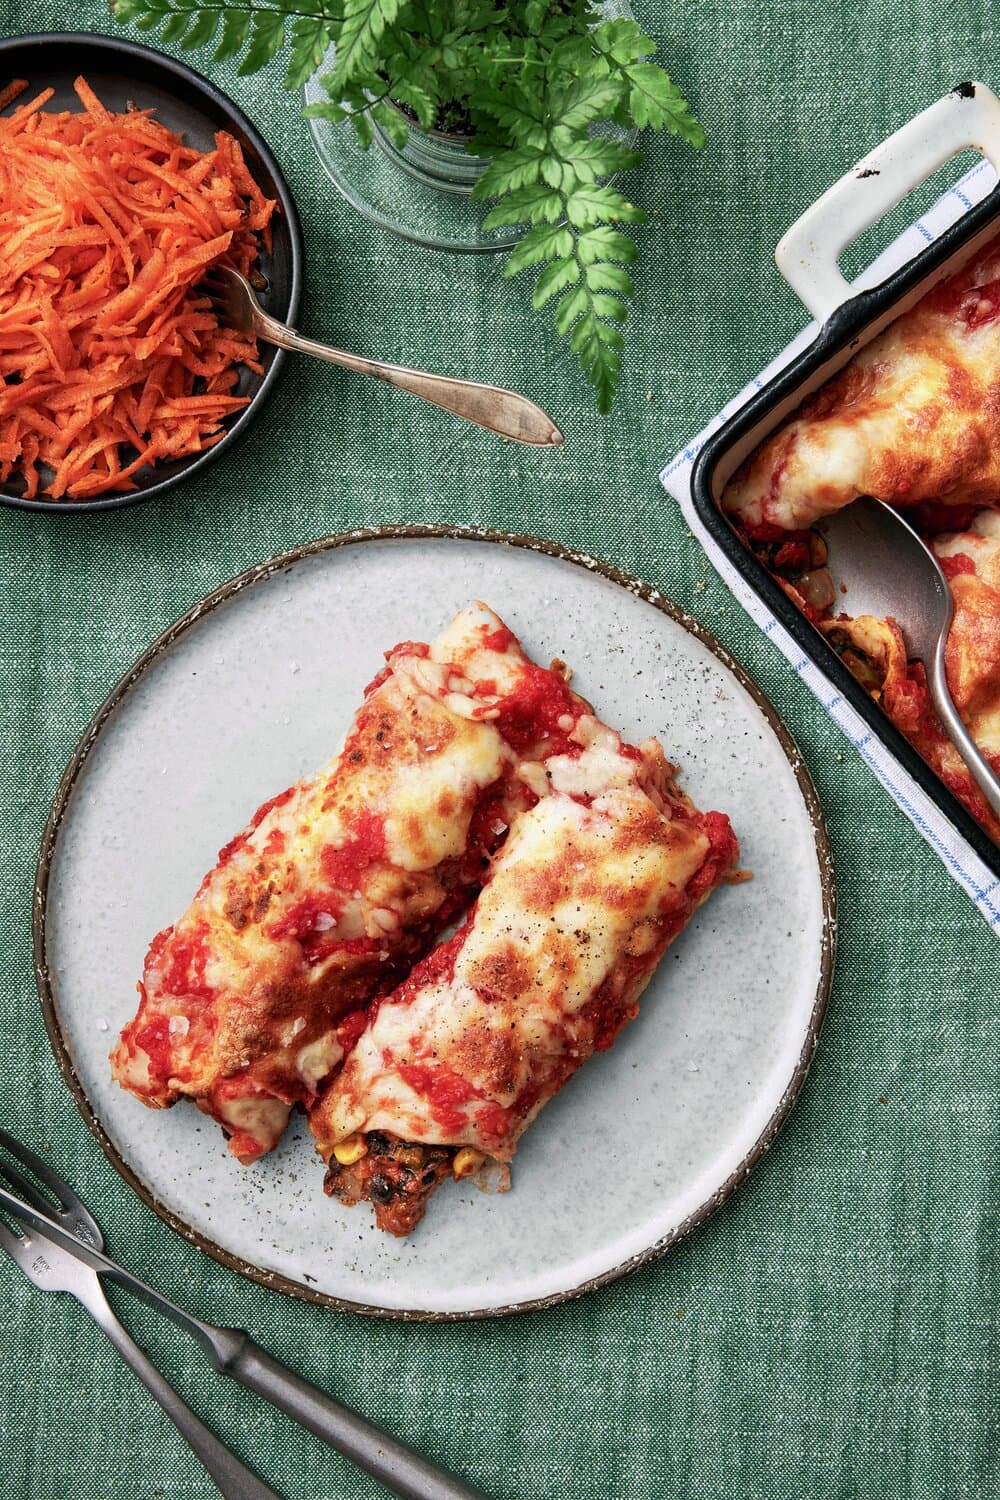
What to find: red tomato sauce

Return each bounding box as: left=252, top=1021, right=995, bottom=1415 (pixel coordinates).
left=472, top=1099, right=518, bottom=1153
left=133, top=1014, right=174, bottom=1079
left=156, top=922, right=215, bottom=1000
left=364, top=639, right=430, bottom=697
left=773, top=539, right=810, bottom=572
left=685, top=811, right=739, bottom=905
left=336, top=1008, right=369, bottom=1055
left=397, top=1061, right=481, bottom=1134
left=938, top=551, right=976, bottom=579
left=910, top=500, right=984, bottom=536
left=741, top=518, right=810, bottom=544
left=320, top=808, right=387, bottom=890
left=143, top=926, right=171, bottom=971
left=385, top=929, right=463, bottom=1007
left=481, top=625, right=516, bottom=653
left=583, top=979, right=638, bottom=1051
left=265, top=891, right=343, bottom=955
left=491, top=661, right=579, bottom=755
left=217, top=786, right=296, bottom=866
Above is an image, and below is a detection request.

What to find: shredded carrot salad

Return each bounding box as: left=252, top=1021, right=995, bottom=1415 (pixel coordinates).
left=0, top=76, right=276, bottom=501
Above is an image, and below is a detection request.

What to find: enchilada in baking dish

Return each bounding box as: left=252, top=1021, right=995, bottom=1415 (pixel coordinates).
left=723, top=234, right=1000, bottom=535
left=722, top=233, right=1000, bottom=844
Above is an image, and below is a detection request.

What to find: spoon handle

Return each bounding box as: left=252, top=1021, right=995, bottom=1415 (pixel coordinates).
left=927, top=639, right=1000, bottom=821
left=259, top=316, right=562, bottom=447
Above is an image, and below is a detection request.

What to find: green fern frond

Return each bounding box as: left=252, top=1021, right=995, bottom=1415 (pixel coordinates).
left=111, top=0, right=706, bottom=411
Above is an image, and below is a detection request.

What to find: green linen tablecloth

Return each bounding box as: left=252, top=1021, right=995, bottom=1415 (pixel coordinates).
left=1, top=2, right=996, bottom=1497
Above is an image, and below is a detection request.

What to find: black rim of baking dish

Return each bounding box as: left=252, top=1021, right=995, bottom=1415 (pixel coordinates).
left=692, top=179, right=1000, bottom=886
left=33, top=525, right=836, bottom=1321
left=0, top=31, right=304, bottom=513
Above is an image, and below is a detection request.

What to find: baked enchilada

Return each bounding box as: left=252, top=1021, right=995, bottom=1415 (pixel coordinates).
left=311, top=691, right=741, bottom=1234
left=722, top=233, right=1000, bottom=843
left=112, top=604, right=587, bottom=1161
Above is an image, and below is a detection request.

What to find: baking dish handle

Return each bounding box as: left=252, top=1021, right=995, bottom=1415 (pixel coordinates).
left=776, top=81, right=1000, bottom=321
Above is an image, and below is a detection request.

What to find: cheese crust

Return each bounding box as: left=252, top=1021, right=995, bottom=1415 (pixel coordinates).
left=932, top=510, right=1000, bottom=762
left=724, top=236, right=1000, bottom=532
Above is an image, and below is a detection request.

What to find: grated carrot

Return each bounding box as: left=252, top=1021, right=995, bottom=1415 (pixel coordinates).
left=0, top=76, right=276, bottom=501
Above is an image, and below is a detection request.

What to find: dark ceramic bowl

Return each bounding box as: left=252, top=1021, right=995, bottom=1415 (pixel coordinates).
left=0, top=31, right=304, bottom=513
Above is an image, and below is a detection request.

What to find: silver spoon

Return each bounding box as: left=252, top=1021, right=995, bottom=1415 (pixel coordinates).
left=818, top=494, right=1000, bottom=822
left=204, top=266, right=563, bottom=447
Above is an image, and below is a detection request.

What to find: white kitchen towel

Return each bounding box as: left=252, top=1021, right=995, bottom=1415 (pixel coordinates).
left=660, top=157, right=1000, bottom=932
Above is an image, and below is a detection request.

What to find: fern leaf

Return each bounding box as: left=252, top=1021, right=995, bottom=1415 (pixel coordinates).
left=475, top=90, right=547, bottom=149
left=554, top=281, right=590, bottom=337
left=370, top=98, right=410, bottom=147
left=387, top=80, right=438, bottom=132
left=482, top=183, right=564, bottom=229
left=531, top=257, right=579, bottom=309
left=473, top=146, right=546, bottom=200
left=569, top=313, right=622, bottom=412
left=326, top=0, right=402, bottom=93
left=584, top=261, right=633, bottom=297
left=591, top=18, right=656, bottom=66
left=623, top=63, right=705, bottom=143
left=524, top=0, right=551, bottom=31
left=160, top=10, right=194, bottom=44
left=565, top=185, right=645, bottom=230
left=214, top=10, right=252, bottom=63
left=554, top=74, right=623, bottom=131
left=351, top=105, right=375, bottom=148
left=285, top=18, right=337, bottom=89
left=576, top=225, right=638, bottom=265
left=505, top=224, right=574, bottom=275
left=180, top=9, right=221, bottom=50
left=588, top=291, right=628, bottom=322
left=237, top=12, right=287, bottom=77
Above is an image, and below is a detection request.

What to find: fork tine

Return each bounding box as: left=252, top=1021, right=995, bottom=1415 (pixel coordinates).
left=0, top=1129, right=101, bottom=1241
left=0, top=1154, right=62, bottom=1213
left=0, top=1128, right=69, bottom=1208
left=0, top=1214, right=27, bottom=1254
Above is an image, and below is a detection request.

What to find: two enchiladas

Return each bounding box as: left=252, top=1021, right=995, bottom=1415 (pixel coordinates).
left=112, top=604, right=742, bottom=1231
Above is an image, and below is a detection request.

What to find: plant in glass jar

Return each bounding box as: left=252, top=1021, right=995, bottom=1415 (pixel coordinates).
left=114, top=2, right=704, bottom=410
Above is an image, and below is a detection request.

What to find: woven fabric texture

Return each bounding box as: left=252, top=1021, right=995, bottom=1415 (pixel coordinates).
left=0, top=3, right=997, bottom=1498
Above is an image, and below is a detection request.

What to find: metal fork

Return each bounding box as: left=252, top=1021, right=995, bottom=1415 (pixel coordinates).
left=0, top=1128, right=282, bottom=1500
left=202, top=264, right=563, bottom=447
left=0, top=1128, right=487, bottom=1500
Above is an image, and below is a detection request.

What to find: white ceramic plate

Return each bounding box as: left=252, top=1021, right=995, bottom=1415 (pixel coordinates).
left=36, top=530, right=835, bottom=1319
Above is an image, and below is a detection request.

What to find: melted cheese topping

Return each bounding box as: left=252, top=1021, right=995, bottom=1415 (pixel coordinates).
left=724, top=236, right=1000, bottom=531
left=111, top=604, right=566, bottom=1163
left=311, top=751, right=727, bottom=1165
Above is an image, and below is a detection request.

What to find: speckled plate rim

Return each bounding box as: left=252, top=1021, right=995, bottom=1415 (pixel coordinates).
left=33, top=525, right=836, bottom=1321
left=0, top=30, right=304, bottom=514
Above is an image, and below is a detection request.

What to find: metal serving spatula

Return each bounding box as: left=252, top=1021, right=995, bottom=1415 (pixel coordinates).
left=818, top=494, right=1000, bottom=822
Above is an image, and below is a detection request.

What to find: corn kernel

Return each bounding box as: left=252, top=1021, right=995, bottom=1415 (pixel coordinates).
left=453, top=1147, right=486, bottom=1179
left=332, top=1135, right=367, bottom=1166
